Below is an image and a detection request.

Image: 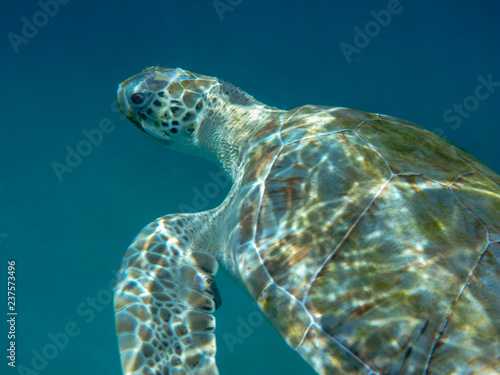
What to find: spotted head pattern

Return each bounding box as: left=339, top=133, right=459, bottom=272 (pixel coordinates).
left=117, top=67, right=218, bottom=149
left=117, top=66, right=274, bottom=174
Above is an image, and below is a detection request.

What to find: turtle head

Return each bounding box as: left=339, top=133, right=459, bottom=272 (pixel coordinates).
left=118, top=67, right=280, bottom=173
left=117, top=67, right=220, bottom=156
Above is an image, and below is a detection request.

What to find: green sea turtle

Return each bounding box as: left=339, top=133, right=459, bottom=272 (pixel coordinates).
left=114, top=67, right=500, bottom=375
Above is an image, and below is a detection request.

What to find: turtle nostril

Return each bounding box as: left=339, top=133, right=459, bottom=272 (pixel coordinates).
left=131, top=93, right=146, bottom=104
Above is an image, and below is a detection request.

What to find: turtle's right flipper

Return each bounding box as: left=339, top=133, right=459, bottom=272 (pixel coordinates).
left=114, top=215, right=220, bottom=375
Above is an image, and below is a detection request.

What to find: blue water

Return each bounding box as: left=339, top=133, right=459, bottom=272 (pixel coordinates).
left=1, top=1, right=499, bottom=374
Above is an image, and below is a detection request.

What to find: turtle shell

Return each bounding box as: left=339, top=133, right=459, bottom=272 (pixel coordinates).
left=233, top=106, right=500, bottom=374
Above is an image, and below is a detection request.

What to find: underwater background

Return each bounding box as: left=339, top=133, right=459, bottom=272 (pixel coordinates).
left=1, top=0, right=499, bottom=374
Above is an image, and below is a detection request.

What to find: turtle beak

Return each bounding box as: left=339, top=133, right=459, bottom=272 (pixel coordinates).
left=116, top=83, right=131, bottom=119
left=117, top=68, right=157, bottom=124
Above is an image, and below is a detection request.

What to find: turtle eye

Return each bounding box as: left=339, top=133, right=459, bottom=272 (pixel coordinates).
left=131, top=93, right=146, bottom=104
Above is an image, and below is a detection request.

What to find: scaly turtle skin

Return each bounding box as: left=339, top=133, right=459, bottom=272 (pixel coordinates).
left=115, top=67, right=500, bottom=374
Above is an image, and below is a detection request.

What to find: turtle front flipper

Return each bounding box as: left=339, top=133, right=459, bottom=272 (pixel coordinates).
left=114, top=215, right=220, bottom=375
